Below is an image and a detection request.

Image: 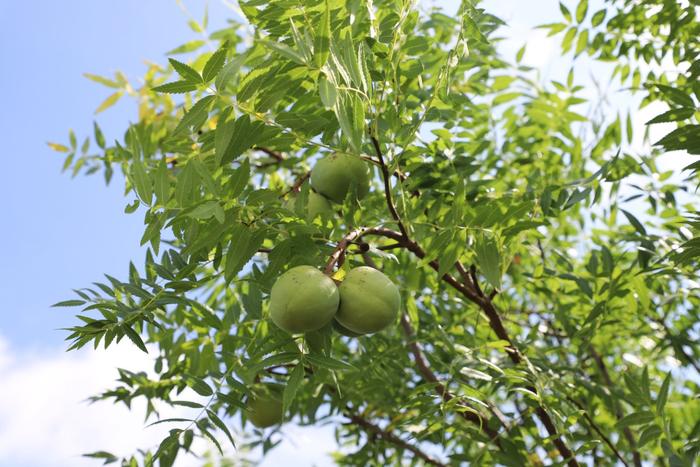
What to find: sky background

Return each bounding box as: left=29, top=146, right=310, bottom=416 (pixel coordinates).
left=0, top=0, right=684, bottom=466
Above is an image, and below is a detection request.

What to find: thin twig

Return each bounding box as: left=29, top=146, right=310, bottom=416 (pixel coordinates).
left=254, top=146, right=285, bottom=162
left=278, top=171, right=311, bottom=199
left=345, top=410, right=447, bottom=467
left=567, top=396, right=630, bottom=467
left=370, top=136, right=409, bottom=238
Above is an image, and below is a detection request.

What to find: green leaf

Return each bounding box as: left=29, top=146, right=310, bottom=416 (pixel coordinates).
left=283, top=363, right=304, bottom=411
left=122, top=325, right=148, bottom=353
left=261, top=40, right=306, bottom=65
left=187, top=376, right=213, bottom=397
left=130, top=158, right=153, bottom=206
left=621, top=209, right=648, bottom=236
left=168, top=58, right=202, bottom=83
left=166, top=40, right=206, bottom=55
left=305, top=354, right=354, bottom=371
left=646, top=107, right=695, bottom=125
left=173, top=95, right=216, bottom=136
left=228, top=158, right=250, bottom=198
left=152, top=80, right=198, bottom=94
left=93, top=122, right=106, bottom=149
left=188, top=201, right=224, bottom=222
left=474, top=234, right=502, bottom=290
left=559, top=2, right=572, bottom=22
left=318, top=74, right=337, bottom=108
left=202, top=46, right=227, bottom=83
left=575, top=29, right=588, bottom=56
left=217, top=116, right=264, bottom=165
left=52, top=299, right=86, bottom=307
left=638, top=425, right=662, bottom=448
left=95, top=91, right=123, bottom=114
left=334, top=91, right=365, bottom=154
left=83, top=73, right=120, bottom=88
left=575, top=0, right=588, bottom=23
left=655, top=84, right=694, bottom=108
left=616, top=411, right=655, bottom=429
left=207, top=409, right=236, bottom=448
left=224, top=225, right=264, bottom=282
left=656, top=373, right=672, bottom=415
left=314, top=1, right=331, bottom=68
left=591, top=9, right=606, bottom=26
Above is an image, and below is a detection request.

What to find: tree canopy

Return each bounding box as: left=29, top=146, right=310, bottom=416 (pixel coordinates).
left=51, top=0, right=700, bottom=465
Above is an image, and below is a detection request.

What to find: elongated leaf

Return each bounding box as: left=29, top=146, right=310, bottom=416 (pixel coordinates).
left=173, top=95, right=216, bottom=136
left=95, top=91, right=123, bottom=114
left=314, top=1, right=331, bottom=68
left=305, top=354, right=354, bottom=370
left=152, top=80, right=198, bottom=94
left=283, top=363, right=304, bottom=411
left=169, top=58, right=202, bottom=83
left=474, top=234, right=502, bottom=290
left=203, top=46, right=227, bottom=83
left=207, top=409, right=236, bottom=448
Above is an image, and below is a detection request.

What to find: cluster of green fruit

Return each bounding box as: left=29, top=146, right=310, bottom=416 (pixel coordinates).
left=284, top=152, right=370, bottom=219
left=245, top=154, right=401, bottom=428
left=247, top=266, right=400, bottom=428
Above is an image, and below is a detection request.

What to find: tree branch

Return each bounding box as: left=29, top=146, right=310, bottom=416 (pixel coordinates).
left=589, top=346, right=642, bottom=467
left=344, top=409, right=447, bottom=467
left=354, top=227, right=579, bottom=466
left=254, top=146, right=285, bottom=162
left=567, top=396, right=630, bottom=467
left=370, top=136, right=409, bottom=238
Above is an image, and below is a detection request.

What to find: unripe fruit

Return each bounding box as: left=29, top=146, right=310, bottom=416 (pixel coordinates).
left=307, top=191, right=334, bottom=219
left=310, top=153, right=370, bottom=203
left=269, top=265, right=340, bottom=333
left=246, top=386, right=283, bottom=428
left=332, top=318, right=364, bottom=337
left=336, top=266, right=401, bottom=334
left=284, top=191, right=334, bottom=220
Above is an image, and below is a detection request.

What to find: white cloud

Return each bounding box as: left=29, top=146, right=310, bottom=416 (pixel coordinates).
left=0, top=335, right=338, bottom=467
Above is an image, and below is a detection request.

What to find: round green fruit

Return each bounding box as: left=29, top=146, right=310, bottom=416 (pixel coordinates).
left=308, top=191, right=334, bottom=219
left=246, top=386, right=283, bottom=428
left=336, top=266, right=401, bottom=334
left=283, top=191, right=334, bottom=220
left=332, top=318, right=364, bottom=337
left=310, top=153, right=370, bottom=203
left=269, top=265, right=340, bottom=333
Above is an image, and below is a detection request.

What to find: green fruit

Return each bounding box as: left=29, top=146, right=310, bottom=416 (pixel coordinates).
left=269, top=265, right=340, bottom=333
left=307, top=191, right=334, bottom=219
left=310, top=153, right=370, bottom=203
left=332, top=318, right=364, bottom=337
left=246, top=386, right=283, bottom=428
left=283, top=191, right=334, bottom=220
left=336, top=266, right=401, bottom=334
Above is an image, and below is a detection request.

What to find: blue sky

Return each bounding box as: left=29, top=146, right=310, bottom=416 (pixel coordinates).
left=0, top=0, right=683, bottom=466
left=0, top=0, right=233, bottom=350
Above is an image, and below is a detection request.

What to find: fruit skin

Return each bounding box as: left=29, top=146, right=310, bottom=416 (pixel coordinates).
left=336, top=266, right=401, bottom=334
left=246, top=386, right=284, bottom=428
left=332, top=318, right=364, bottom=337
left=269, top=265, right=340, bottom=333
left=310, top=153, right=370, bottom=203
left=307, top=191, right=333, bottom=219
left=284, top=191, right=334, bottom=220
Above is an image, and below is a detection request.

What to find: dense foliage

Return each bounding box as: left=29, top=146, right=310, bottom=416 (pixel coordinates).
left=51, top=0, right=700, bottom=465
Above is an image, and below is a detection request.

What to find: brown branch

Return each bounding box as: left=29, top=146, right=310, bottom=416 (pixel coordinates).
left=370, top=136, right=409, bottom=239
left=254, top=146, right=285, bottom=162
left=590, top=347, right=642, bottom=467
left=567, top=396, right=630, bottom=467
left=344, top=409, right=447, bottom=467
left=355, top=227, right=579, bottom=466
left=399, top=314, right=503, bottom=442
left=278, top=171, right=311, bottom=199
